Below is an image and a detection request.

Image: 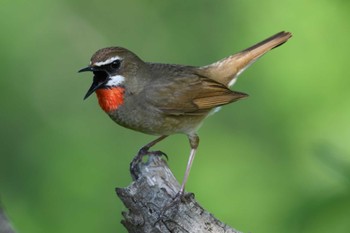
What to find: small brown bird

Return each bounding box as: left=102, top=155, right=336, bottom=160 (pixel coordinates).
left=79, top=31, right=292, bottom=196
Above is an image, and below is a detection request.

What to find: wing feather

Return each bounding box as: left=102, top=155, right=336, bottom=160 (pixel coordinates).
left=144, top=73, right=247, bottom=116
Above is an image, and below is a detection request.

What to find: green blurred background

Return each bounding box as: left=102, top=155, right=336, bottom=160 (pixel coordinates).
left=1, top=0, right=349, bottom=232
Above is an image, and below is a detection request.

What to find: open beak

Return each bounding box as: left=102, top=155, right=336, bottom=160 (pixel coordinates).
left=79, top=66, right=108, bottom=100
left=84, top=79, right=105, bottom=100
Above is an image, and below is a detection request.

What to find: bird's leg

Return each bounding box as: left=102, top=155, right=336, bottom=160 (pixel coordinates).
left=157, top=134, right=199, bottom=220
left=130, top=135, right=168, bottom=179
left=137, top=135, right=169, bottom=158
left=179, top=134, right=199, bottom=195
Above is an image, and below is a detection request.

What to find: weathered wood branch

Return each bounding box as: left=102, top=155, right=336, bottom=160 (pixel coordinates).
left=116, top=155, right=241, bottom=233
left=0, top=203, right=16, bottom=233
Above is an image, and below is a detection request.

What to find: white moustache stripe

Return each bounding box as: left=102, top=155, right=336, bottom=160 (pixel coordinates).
left=106, top=75, right=125, bottom=86
left=94, top=56, right=121, bottom=66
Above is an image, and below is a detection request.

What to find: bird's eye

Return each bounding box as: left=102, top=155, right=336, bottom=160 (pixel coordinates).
left=110, top=60, right=121, bottom=69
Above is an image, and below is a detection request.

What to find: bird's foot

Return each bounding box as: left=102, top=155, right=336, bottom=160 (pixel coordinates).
left=154, top=191, right=194, bottom=225
left=162, top=190, right=183, bottom=213
left=130, top=146, right=167, bottom=180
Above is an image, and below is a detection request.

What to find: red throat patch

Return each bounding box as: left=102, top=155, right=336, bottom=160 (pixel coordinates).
left=95, top=87, right=125, bottom=112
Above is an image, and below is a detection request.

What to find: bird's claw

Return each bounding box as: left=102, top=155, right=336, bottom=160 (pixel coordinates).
left=154, top=191, right=184, bottom=225
left=130, top=147, right=168, bottom=179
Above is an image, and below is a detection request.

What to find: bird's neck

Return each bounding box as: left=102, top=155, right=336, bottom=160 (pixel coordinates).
left=95, top=87, right=125, bottom=112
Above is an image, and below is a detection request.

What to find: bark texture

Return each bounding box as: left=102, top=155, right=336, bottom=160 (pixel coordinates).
left=116, top=155, right=241, bottom=233
left=0, top=205, right=16, bottom=233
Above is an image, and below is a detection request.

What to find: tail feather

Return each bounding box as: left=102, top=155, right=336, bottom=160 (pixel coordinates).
left=199, top=31, right=292, bottom=87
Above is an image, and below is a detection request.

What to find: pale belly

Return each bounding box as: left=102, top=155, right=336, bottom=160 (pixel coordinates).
left=107, top=104, right=209, bottom=136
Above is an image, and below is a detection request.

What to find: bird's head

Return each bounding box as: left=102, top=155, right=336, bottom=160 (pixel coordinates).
left=79, top=47, right=144, bottom=100
left=79, top=47, right=146, bottom=112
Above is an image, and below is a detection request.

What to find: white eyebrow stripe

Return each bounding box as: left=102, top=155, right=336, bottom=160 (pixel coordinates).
left=93, top=56, right=121, bottom=67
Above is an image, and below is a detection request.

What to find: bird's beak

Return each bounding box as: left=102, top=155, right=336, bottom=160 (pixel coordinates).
left=79, top=66, right=95, bottom=99
left=78, top=66, right=94, bottom=73
left=84, top=79, right=105, bottom=100
left=79, top=66, right=107, bottom=100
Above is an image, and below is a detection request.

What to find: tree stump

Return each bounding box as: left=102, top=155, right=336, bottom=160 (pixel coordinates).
left=116, top=155, right=241, bottom=233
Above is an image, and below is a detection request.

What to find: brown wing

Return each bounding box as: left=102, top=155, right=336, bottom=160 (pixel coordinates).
left=144, top=74, right=248, bottom=116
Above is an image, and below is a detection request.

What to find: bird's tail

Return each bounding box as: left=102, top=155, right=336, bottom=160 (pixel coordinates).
left=199, top=31, right=292, bottom=87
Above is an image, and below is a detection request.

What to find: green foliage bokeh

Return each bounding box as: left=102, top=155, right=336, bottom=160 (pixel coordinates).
left=1, top=0, right=349, bottom=232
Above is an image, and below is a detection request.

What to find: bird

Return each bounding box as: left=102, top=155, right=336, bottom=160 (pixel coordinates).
left=79, top=31, right=292, bottom=198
